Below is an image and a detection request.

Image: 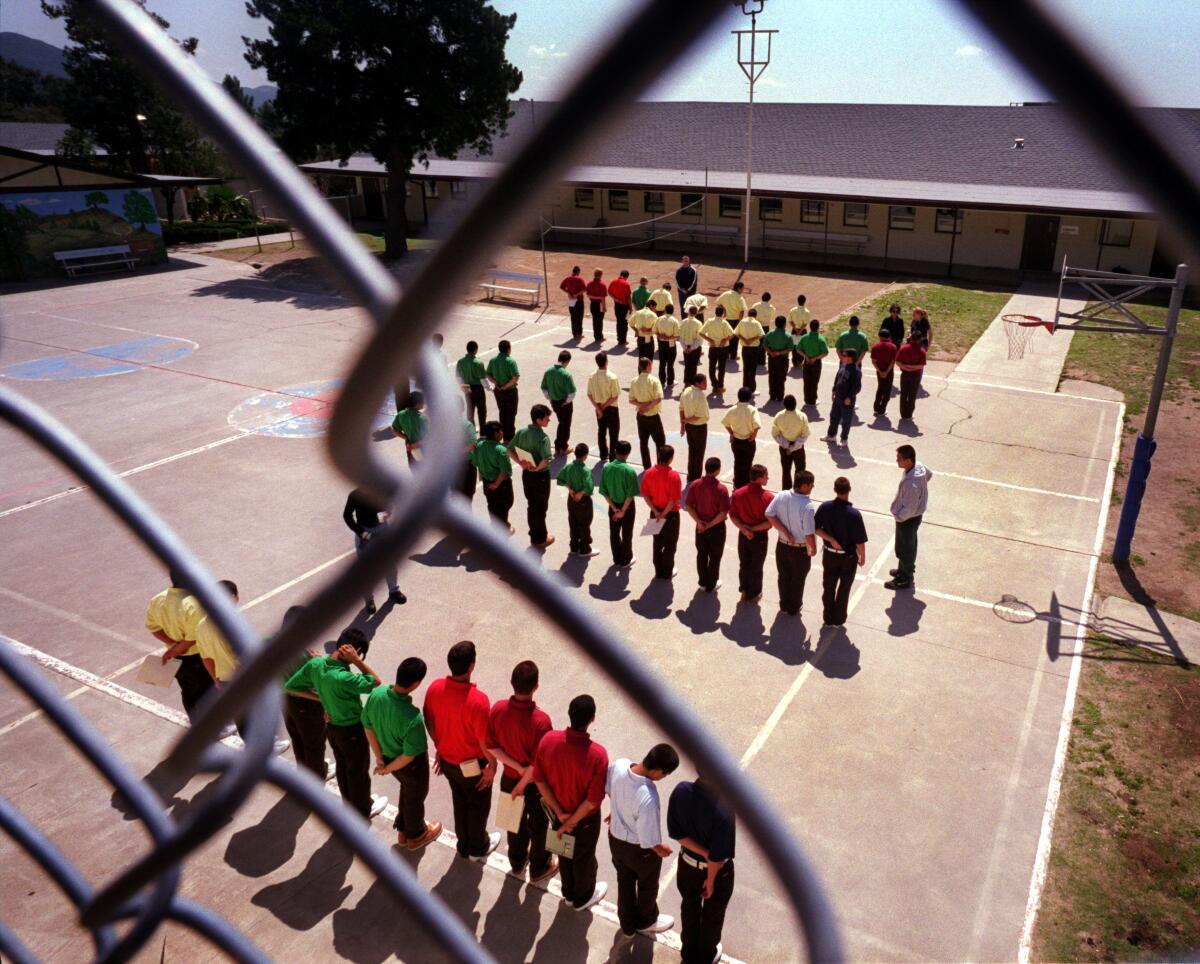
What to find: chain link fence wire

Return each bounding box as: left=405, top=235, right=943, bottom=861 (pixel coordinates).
left=3, top=0, right=1196, bottom=960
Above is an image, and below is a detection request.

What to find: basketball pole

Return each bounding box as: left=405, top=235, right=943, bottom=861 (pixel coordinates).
left=733, top=2, right=776, bottom=269
left=1112, top=262, right=1187, bottom=564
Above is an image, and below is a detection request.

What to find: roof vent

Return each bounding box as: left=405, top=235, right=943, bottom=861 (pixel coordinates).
left=1012, top=137, right=1025, bottom=149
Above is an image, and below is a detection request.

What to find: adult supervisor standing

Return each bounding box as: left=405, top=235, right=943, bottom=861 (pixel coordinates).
left=668, top=773, right=737, bottom=964
left=814, top=476, right=869, bottom=627
left=886, top=444, right=932, bottom=590
left=675, top=255, right=699, bottom=310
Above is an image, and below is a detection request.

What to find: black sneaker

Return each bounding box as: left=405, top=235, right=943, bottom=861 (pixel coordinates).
left=888, top=568, right=900, bottom=577
left=389, top=590, right=407, bottom=605
left=883, top=577, right=913, bottom=590
left=364, top=601, right=377, bottom=616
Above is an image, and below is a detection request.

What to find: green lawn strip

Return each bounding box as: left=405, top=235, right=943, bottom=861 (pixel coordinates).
left=828, top=283, right=1010, bottom=362
left=205, top=232, right=435, bottom=259
left=1033, top=635, right=1200, bottom=962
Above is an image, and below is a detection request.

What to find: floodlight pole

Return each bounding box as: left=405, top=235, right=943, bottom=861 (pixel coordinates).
left=733, top=2, right=776, bottom=268
left=1112, top=262, right=1187, bottom=563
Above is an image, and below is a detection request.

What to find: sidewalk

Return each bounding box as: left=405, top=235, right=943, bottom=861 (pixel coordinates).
left=950, top=284, right=1084, bottom=393
left=171, top=230, right=299, bottom=254
left=1094, top=595, right=1200, bottom=665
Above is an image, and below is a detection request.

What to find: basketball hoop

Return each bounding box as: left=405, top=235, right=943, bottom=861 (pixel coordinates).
left=1002, top=314, right=1056, bottom=359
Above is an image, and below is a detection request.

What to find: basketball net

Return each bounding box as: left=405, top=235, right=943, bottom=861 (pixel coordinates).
left=1002, top=314, right=1055, bottom=360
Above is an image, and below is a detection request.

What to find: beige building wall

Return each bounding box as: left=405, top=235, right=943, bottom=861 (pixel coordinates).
left=1053, top=216, right=1156, bottom=273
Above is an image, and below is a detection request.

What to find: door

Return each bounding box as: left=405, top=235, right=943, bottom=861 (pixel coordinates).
left=1020, top=215, right=1059, bottom=271
left=362, top=177, right=384, bottom=219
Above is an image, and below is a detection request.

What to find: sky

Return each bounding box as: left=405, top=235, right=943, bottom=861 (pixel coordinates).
left=5, top=0, right=1199, bottom=107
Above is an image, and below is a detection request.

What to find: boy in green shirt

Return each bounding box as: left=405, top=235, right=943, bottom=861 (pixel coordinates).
left=557, top=442, right=597, bottom=556
left=509, top=405, right=555, bottom=548
left=363, top=656, right=441, bottom=850
left=835, top=315, right=870, bottom=367
left=456, top=341, right=488, bottom=434
left=797, top=319, right=829, bottom=406
left=486, top=339, right=520, bottom=442
left=540, top=350, right=577, bottom=456
left=762, top=315, right=795, bottom=402
left=473, top=420, right=515, bottom=530
left=599, top=440, right=640, bottom=567
left=391, top=390, right=427, bottom=464
left=631, top=276, right=652, bottom=311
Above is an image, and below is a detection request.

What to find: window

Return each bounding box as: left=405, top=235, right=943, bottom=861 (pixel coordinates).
left=800, top=200, right=826, bottom=225
left=451, top=180, right=468, bottom=197
left=422, top=180, right=439, bottom=199
left=644, top=191, right=665, bottom=214
left=1100, top=218, right=1133, bottom=246
left=719, top=195, right=741, bottom=219
left=759, top=197, right=783, bottom=221
left=680, top=193, right=703, bottom=217
left=889, top=205, right=916, bottom=230
left=935, top=207, right=963, bottom=234
left=608, top=189, right=629, bottom=212
left=843, top=202, right=869, bottom=227
left=574, top=188, right=595, bottom=209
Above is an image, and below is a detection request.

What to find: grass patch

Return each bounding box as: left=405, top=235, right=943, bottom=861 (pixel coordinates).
left=205, top=231, right=436, bottom=260
left=1032, top=635, right=1200, bottom=961
left=829, top=283, right=1010, bottom=362
left=1061, top=303, right=1200, bottom=416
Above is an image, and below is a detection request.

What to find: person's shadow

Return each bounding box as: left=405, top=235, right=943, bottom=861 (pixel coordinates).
left=252, top=832, right=355, bottom=931
left=410, top=534, right=467, bottom=568
left=763, top=611, right=811, bottom=665
left=829, top=445, right=858, bottom=469
left=720, top=600, right=768, bottom=649
left=555, top=552, right=591, bottom=588
left=885, top=592, right=927, bottom=636
left=814, top=626, right=861, bottom=679
left=676, top=588, right=721, bottom=635
left=224, top=793, right=313, bottom=877
left=589, top=564, right=631, bottom=602
left=480, top=874, right=544, bottom=963
left=629, top=577, right=674, bottom=620
left=870, top=412, right=893, bottom=432
left=530, top=902, right=594, bottom=962
left=895, top=419, right=924, bottom=438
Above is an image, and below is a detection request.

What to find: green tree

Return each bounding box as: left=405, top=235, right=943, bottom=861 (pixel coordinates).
left=0, top=57, right=68, bottom=122
left=84, top=191, right=110, bottom=210
left=220, top=73, right=256, bottom=115
left=244, top=0, right=521, bottom=257
left=55, top=127, right=97, bottom=163
left=122, top=190, right=157, bottom=230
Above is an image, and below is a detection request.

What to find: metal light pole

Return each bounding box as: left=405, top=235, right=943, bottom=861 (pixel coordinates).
left=732, top=1, right=776, bottom=267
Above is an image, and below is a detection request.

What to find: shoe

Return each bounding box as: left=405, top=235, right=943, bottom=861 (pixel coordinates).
left=396, top=831, right=408, bottom=847
left=271, top=738, right=292, bottom=756
left=638, top=914, right=674, bottom=934
left=369, top=794, right=389, bottom=818
left=709, top=580, right=722, bottom=592
left=470, top=831, right=502, bottom=862
left=712, top=943, right=723, bottom=964
left=533, top=535, right=556, bottom=549
left=363, top=600, right=377, bottom=616
left=325, top=758, right=336, bottom=779
left=572, top=881, right=607, bottom=911
left=407, top=820, right=442, bottom=851
left=840, top=438, right=848, bottom=446
left=389, top=589, right=407, bottom=605
left=529, top=855, right=559, bottom=882
left=579, top=549, right=600, bottom=557
left=822, top=434, right=835, bottom=442
left=883, top=577, right=913, bottom=590
left=889, top=568, right=899, bottom=577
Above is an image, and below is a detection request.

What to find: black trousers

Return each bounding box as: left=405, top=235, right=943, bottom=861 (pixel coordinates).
left=730, top=437, right=756, bottom=489
left=873, top=370, right=894, bottom=414
left=494, top=388, right=518, bottom=442
left=740, top=345, right=759, bottom=393
left=568, top=299, right=585, bottom=338
left=609, top=833, right=664, bottom=935
left=386, top=751, right=429, bottom=839
left=559, top=811, right=602, bottom=906
left=637, top=337, right=655, bottom=360
left=708, top=345, right=728, bottom=391
left=609, top=504, right=636, bottom=565
left=328, top=722, right=372, bottom=819
left=682, top=347, right=702, bottom=385
left=767, top=353, right=789, bottom=401
left=738, top=530, right=769, bottom=597
left=822, top=549, right=858, bottom=625
left=522, top=470, right=551, bottom=544
left=678, top=858, right=735, bottom=964
left=484, top=476, right=514, bottom=524
left=685, top=424, right=707, bottom=484
left=652, top=511, right=680, bottom=578
left=779, top=445, right=805, bottom=490
left=776, top=543, right=812, bottom=615
left=550, top=399, right=573, bottom=452
left=283, top=694, right=328, bottom=780
left=596, top=407, right=619, bottom=462
left=442, top=758, right=492, bottom=857
left=637, top=413, right=666, bottom=470
left=590, top=300, right=605, bottom=340
left=175, top=654, right=214, bottom=723
left=466, top=383, right=487, bottom=433
left=614, top=302, right=630, bottom=343
left=696, top=522, right=726, bottom=591
left=802, top=359, right=822, bottom=405
left=899, top=369, right=922, bottom=419
left=567, top=495, right=594, bottom=553
left=500, top=772, right=551, bottom=874
left=657, top=340, right=677, bottom=386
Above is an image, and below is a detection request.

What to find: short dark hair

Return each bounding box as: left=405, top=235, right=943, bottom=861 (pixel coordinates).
left=638, top=357, right=652, bottom=373
left=657, top=444, right=674, bottom=464
left=169, top=568, right=187, bottom=589
left=795, top=470, right=815, bottom=489
left=511, top=660, right=539, bottom=695
left=620, top=269, right=630, bottom=278
left=531, top=403, right=551, bottom=422
left=844, top=349, right=858, bottom=361
left=466, top=340, right=478, bottom=353
left=647, top=299, right=658, bottom=309
left=483, top=420, right=503, bottom=440
left=557, top=350, right=571, bottom=364
left=897, top=444, right=916, bottom=462
left=714, top=305, right=725, bottom=317
left=407, top=390, right=424, bottom=408
left=574, top=442, right=589, bottom=459
left=447, top=640, right=476, bottom=676
left=704, top=456, right=721, bottom=474
left=664, top=304, right=675, bottom=314
left=218, top=579, right=238, bottom=598
left=596, top=352, right=608, bottom=368
left=615, top=440, right=632, bottom=458
left=797, top=294, right=807, bottom=305
left=692, top=373, right=707, bottom=387
left=809, top=319, right=819, bottom=332
left=498, top=340, right=511, bottom=353
left=750, top=464, right=769, bottom=482
left=733, top=281, right=744, bottom=291
left=572, top=265, right=581, bottom=273
left=834, top=476, right=851, bottom=495
left=642, top=743, right=680, bottom=774
left=568, top=694, right=596, bottom=730
left=784, top=394, right=797, bottom=411
left=774, top=315, right=787, bottom=329
left=849, top=315, right=860, bottom=327
left=889, top=302, right=901, bottom=312
left=880, top=330, right=892, bottom=340
left=396, top=657, right=427, bottom=688
left=748, top=308, right=758, bottom=318
left=338, top=626, right=368, bottom=654
left=737, top=387, right=753, bottom=403
left=762, top=291, right=772, bottom=301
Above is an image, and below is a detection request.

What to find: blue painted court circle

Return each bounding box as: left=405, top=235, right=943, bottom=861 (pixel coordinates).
left=0, top=335, right=196, bottom=380
left=228, top=379, right=395, bottom=438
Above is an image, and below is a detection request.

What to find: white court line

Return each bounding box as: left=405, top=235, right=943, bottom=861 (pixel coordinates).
left=0, top=653, right=149, bottom=737
left=0, top=635, right=742, bottom=963
left=849, top=454, right=1099, bottom=503
left=241, top=551, right=355, bottom=610
left=1017, top=400, right=1124, bottom=963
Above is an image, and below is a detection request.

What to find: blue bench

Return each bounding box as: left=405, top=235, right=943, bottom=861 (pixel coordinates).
left=480, top=269, right=543, bottom=307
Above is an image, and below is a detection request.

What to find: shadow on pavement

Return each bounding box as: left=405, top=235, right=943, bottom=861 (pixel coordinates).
left=676, top=588, right=722, bottom=635
left=589, top=565, right=631, bottom=602
left=224, top=793, right=312, bottom=878
left=629, top=577, right=674, bottom=620
left=815, top=627, right=861, bottom=679
left=720, top=601, right=768, bottom=650
left=481, top=875, right=545, bottom=963
left=253, top=833, right=354, bottom=931
left=529, top=901, right=594, bottom=962
left=885, top=591, right=927, bottom=637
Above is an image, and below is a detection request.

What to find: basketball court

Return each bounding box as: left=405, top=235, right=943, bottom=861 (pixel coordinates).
left=0, top=254, right=1123, bottom=961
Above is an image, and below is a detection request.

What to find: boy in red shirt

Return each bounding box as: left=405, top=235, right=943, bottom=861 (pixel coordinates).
left=608, top=269, right=633, bottom=345
left=896, top=333, right=928, bottom=421
left=870, top=330, right=899, bottom=416
left=585, top=268, right=608, bottom=342
left=560, top=266, right=587, bottom=340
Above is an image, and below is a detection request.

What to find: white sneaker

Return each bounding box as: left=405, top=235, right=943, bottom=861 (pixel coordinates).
left=271, top=738, right=291, bottom=756
left=711, top=943, right=723, bottom=963
left=218, top=723, right=237, bottom=740
left=638, top=913, right=674, bottom=934
left=470, top=831, right=502, bottom=861
left=325, top=758, right=336, bottom=779
left=369, top=794, right=389, bottom=818
left=573, top=881, right=607, bottom=911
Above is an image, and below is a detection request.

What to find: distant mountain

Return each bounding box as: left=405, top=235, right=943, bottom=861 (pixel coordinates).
left=0, top=33, right=66, bottom=78
left=245, top=85, right=277, bottom=108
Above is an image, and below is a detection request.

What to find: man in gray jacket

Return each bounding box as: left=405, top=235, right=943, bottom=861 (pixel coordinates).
left=885, top=444, right=932, bottom=590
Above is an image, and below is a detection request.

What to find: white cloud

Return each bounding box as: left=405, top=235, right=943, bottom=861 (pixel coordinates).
left=529, top=43, right=569, bottom=59
left=954, top=44, right=985, bottom=58
left=758, top=76, right=786, bottom=89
